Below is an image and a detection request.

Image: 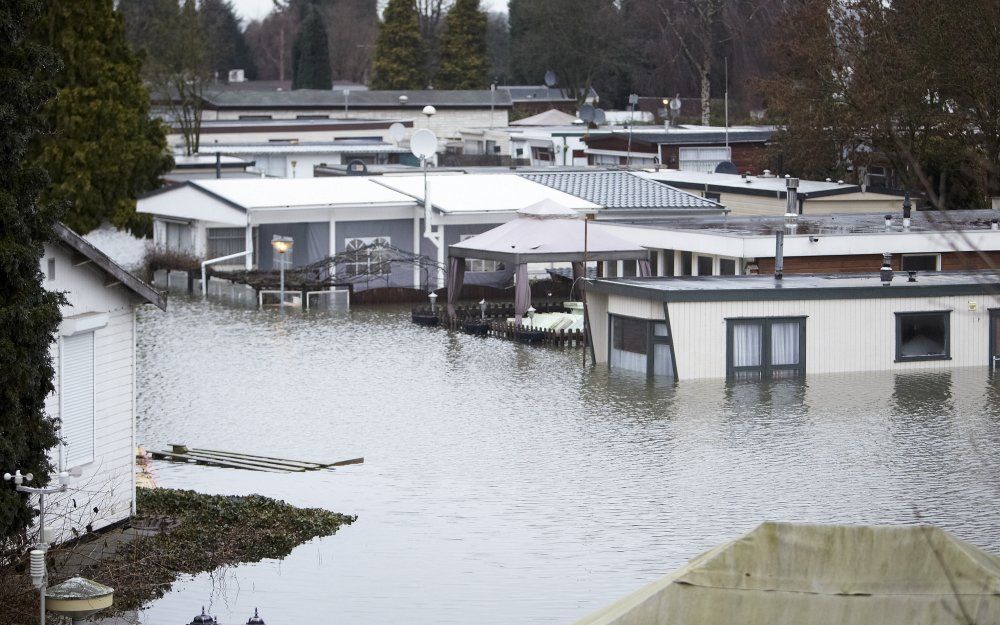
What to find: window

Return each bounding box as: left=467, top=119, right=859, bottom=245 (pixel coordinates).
left=343, top=236, right=392, bottom=277
left=609, top=315, right=675, bottom=379
left=727, top=317, right=806, bottom=380
left=719, top=258, right=737, bottom=275
left=705, top=191, right=722, bottom=203
left=296, top=114, right=329, bottom=120
left=47, top=258, right=55, bottom=281
left=239, top=114, right=272, bottom=120
left=459, top=235, right=500, bottom=272
left=902, top=254, right=939, bottom=272
left=61, top=332, right=95, bottom=468
left=531, top=146, right=554, bottom=162
left=696, top=255, right=714, bottom=276
left=207, top=227, right=246, bottom=259
left=592, top=154, right=621, bottom=166
left=896, top=311, right=949, bottom=361
left=680, top=251, right=693, bottom=276
left=165, top=222, right=193, bottom=253
left=679, top=146, right=731, bottom=172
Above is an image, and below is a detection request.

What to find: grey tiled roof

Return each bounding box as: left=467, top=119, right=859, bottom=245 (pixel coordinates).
left=201, top=89, right=513, bottom=109
left=520, top=171, right=724, bottom=211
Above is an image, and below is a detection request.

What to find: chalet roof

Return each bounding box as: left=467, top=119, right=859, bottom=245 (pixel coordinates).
left=501, top=85, right=598, bottom=103
left=52, top=223, right=166, bottom=310
left=519, top=171, right=725, bottom=213
left=510, top=109, right=579, bottom=126
left=200, top=89, right=514, bottom=110
left=203, top=141, right=409, bottom=155
left=589, top=126, right=775, bottom=146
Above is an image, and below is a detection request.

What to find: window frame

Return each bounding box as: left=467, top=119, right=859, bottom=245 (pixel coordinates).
left=894, top=310, right=951, bottom=362
left=59, top=330, right=96, bottom=469
left=343, top=236, right=392, bottom=277
left=726, top=316, right=807, bottom=380
left=607, top=314, right=676, bottom=380
left=459, top=234, right=501, bottom=272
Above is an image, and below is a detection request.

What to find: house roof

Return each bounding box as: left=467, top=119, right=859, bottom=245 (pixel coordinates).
left=519, top=171, right=725, bottom=213
left=200, top=89, right=513, bottom=110
left=52, top=223, right=166, bottom=310
left=501, top=85, right=597, bottom=103
left=373, top=173, right=600, bottom=214
left=640, top=170, right=882, bottom=198
left=590, top=126, right=775, bottom=146
left=203, top=141, right=409, bottom=155
left=187, top=177, right=417, bottom=210
left=572, top=522, right=1000, bottom=625
left=586, top=270, right=1000, bottom=303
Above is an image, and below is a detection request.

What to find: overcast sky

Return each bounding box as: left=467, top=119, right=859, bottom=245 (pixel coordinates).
left=229, top=0, right=508, bottom=23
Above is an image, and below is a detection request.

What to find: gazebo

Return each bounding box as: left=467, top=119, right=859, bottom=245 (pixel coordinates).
left=447, top=199, right=651, bottom=322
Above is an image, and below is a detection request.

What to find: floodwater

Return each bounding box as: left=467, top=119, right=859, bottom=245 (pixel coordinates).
left=135, top=298, right=1000, bottom=625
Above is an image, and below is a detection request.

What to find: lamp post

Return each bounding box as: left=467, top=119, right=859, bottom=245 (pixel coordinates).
left=479, top=298, right=487, bottom=320
left=4, top=469, right=73, bottom=625
left=527, top=305, right=536, bottom=328
left=271, top=235, right=293, bottom=311
left=428, top=291, right=438, bottom=314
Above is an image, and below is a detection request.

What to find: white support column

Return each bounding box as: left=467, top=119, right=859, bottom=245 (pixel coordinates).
left=712, top=255, right=720, bottom=276
left=244, top=223, right=254, bottom=270
left=674, top=250, right=683, bottom=276
left=735, top=258, right=742, bottom=276
left=413, top=213, right=421, bottom=288
left=657, top=250, right=667, bottom=276
left=328, top=218, right=337, bottom=256
left=691, top=256, right=699, bottom=276
left=436, top=224, right=446, bottom=289
left=617, top=260, right=624, bottom=277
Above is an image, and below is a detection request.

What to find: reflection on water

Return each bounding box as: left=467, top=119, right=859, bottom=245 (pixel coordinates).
left=135, top=298, right=1000, bottom=625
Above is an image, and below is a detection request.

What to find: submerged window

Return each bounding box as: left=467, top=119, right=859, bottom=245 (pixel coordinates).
left=459, top=234, right=500, bottom=272
left=609, top=316, right=674, bottom=379
left=896, top=311, right=949, bottom=361
left=727, top=317, right=806, bottom=380
left=719, top=258, right=737, bottom=275
left=343, top=236, right=392, bottom=277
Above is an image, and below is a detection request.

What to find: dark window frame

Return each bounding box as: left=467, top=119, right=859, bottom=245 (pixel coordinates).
left=901, top=253, right=940, bottom=272
left=696, top=255, right=714, bottom=276
left=608, top=314, right=675, bottom=380
left=990, top=309, right=1000, bottom=370
left=895, top=310, right=951, bottom=362
left=726, top=316, right=807, bottom=380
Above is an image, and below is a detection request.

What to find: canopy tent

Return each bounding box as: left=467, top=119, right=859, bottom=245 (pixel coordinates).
left=571, top=522, right=1000, bottom=625
left=447, top=199, right=650, bottom=321
left=510, top=109, right=579, bottom=126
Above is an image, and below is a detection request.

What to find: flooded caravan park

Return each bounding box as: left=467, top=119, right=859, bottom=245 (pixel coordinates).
left=135, top=298, right=1000, bottom=625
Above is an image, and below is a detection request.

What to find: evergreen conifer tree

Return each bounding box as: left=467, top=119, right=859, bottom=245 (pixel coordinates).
left=372, top=0, right=426, bottom=89
left=200, top=0, right=256, bottom=80
left=437, top=0, right=488, bottom=89
left=292, top=4, right=333, bottom=89
left=0, top=0, right=64, bottom=544
left=30, top=1, right=172, bottom=234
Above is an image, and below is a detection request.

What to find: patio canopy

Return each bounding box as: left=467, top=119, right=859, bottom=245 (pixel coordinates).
left=446, top=199, right=650, bottom=320
left=571, top=521, right=1000, bottom=625
left=449, top=199, right=650, bottom=265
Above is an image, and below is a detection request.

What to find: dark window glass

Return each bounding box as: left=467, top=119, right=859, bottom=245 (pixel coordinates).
left=697, top=256, right=713, bottom=276
left=719, top=258, right=737, bottom=275
left=897, top=312, right=948, bottom=359
left=681, top=251, right=692, bottom=276
left=705, top=192, right=722, bottom=202
left=902, top=255, right=938, bottom=271
left=662, top=251, right=675, bottom=276
left=612, top=317, right=648, bottom=355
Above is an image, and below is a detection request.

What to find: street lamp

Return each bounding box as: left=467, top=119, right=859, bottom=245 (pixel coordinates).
left=527, top=305, right=537, bottom=327
left=271, top=235, right=293, bottom=311
left=4, top=469, right=73, bottom=625
left=479, top=298, right=487, bottom=320
left=428, top=291, right=438, bottom=314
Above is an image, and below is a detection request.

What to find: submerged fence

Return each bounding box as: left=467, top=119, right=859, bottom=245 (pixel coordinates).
left=411, top=300, right=588, bottom=348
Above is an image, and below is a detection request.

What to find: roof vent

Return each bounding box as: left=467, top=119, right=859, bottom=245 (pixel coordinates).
left=880, top=253, right=893, bottom=285
left=908, top=270, right=917, bottom=282
left=902, top=192, right=912, bottom=229
left=884, top=214, right=893, bottom=230
left=992, top=218, right=999, bottom=231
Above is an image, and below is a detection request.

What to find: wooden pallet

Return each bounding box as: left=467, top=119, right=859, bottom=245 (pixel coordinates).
left=150, top=444, right=364, bottom=473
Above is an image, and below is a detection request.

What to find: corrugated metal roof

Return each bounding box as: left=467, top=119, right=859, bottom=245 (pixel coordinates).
left=520, top=171, right=723, bottom=211
left=502, top=86, right=597, bottom=102
left=207, top=142, right=409, bottom=154
left=191, top=177, right=418, bottom=209
left=201, top=89, right=513, bottom=109
left=623, top=128, right=775, bottom=145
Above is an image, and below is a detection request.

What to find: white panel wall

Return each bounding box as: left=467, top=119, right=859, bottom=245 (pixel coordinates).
left=666, top=293, right=1000, bottom=380
left=41, top=243, right=138, bottom=540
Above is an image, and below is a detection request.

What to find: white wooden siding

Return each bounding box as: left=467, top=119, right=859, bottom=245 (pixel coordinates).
left=41, top=243, right=139, bottom=540
left=665, top=293, right=1000, bottom=380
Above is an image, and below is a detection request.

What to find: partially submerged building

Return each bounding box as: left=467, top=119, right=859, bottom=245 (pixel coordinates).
left=584, top=270, right=1000, bottom=381
left=43, top=224, right=166, bottom=538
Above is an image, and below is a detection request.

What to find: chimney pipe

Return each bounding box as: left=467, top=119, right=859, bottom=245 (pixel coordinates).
left=903, top=192, right=912, bottom=229
left=992, top=218, right=998, bottom=231
left=880, top=252, right=893, bottom=285
left=774, top=230, right=784, bottom=281
left=215, top=152, right=221, bottom=179
left=884, top=214, right=892, bottom=230
left=785, top=176, right=800, bottom=218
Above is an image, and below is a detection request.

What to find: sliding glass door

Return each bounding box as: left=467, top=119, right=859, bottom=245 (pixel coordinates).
left=609, top=315, right=675, bottom=379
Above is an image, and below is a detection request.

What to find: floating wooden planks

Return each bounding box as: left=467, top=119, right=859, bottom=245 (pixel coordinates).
left=149, top=444, right=364, bottom=473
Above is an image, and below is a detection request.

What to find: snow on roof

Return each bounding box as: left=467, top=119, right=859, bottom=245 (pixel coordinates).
left=373, top=173, right=600, bottom=214
left=191, top=177, right=417, bottom=210
left=207, top=142, right=409, bottom=155
left=510, top=109, right=579, bottom=126
left=640, top=169, right=876, bottom=196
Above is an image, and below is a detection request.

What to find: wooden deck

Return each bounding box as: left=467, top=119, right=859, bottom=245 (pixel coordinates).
left=149, top=444, right=364, bottom=473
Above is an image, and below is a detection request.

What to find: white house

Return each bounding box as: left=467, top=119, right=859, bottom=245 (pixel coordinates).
left=584, top=270, right=1000, bottom=381
left=41, top=224, right=165, bottom=540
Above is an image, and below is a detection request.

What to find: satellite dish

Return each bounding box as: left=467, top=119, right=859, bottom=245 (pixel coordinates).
left=715, top=161, right=739, bottom=175
left=388, top=122, right=406, bottom=144
left=593, top=108, right=606, bottom=125
left=410, top=129, right=439, bottom=160
left=579, top=104, right=596, bottom=123
left=544, top=70, right=557, bottom=88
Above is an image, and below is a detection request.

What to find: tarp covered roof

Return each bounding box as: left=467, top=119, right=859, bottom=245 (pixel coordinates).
left=571, top=522, right=1000, bottom=625
left=449, top=199, right=648, bottom=264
